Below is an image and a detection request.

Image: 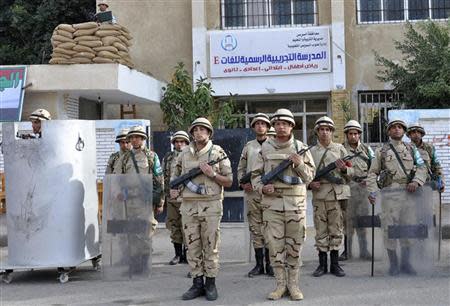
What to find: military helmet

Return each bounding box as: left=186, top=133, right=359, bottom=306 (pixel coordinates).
left=115, top=128, right=130, bottom=143
left=171, top=130, right=190, bottom=144
left=386, top=118, right=407, bottom=132
left=29, top=109, right=51, bottom=121
left=189, top=117, right=214, bottom=137
left=250, top=113, right=270, bottom=128
left=270, top=108, right=295, bottom=126
left=127, top=126, right=148, bottom=140
left=267, top=127, right=276, bottom=136
left=314, top=116, right=335, bottom=132
left=407, top=123, right=426, bottom=136
left=98, top=1, right=109, bottom=7
left=343, top=120, right=362, bottom=133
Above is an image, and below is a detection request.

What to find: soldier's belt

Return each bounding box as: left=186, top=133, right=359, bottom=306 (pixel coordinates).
left=352, top=176, right=367, bottom=183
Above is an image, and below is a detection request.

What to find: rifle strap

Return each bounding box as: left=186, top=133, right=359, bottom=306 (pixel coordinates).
left=130, top=150, right=140, bottom=174
left=317, top=148, right=330, bottom=171
left=388, top=143, right=409, bottom=177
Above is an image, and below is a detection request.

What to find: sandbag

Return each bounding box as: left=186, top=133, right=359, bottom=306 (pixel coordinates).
left=53, top=47, right=77, bottom=56
left=74, top=35, right=101, bottom=42
left=52, top=35, right=74, bottom=43
left=51, top=52, right=72, bottom=59
left=71, top=57, right=92, bottom=64
left=95, top=30, right=121, bottom=37
left=101, top=36, right=121, bottom=46
left=99, top=24, right=121, bottom=31
left=117, top=35, right=131, bottom=46
left=73, top=45, right=94, bottom=53
left=93, top=46, right=119, bottom=53
left=119, top=25, right=131, bottom=34
left=120, top=31, right=133, bottom=40
left=75, top=52, right=96, bottom=59
left=92, top=57, right=114, bottom=63
left=57, top=24, right=75, bottom=33
left=98, top=50, right=121, bottom=59
left=49, top=58, right=73, bottom=64
left=74, top=28, right=98, bottom=37
left=118, top=51, right=130, bottom=58
left=113, top=42, right=128, bottom=52
left=57, top=42, right=76, bottom=49
left=78, top=40, right=103, bottom=48
left=56, top=30, right=73, bottom=39
left=73, top=22, right=98, bottom=30
left=51, top=40, right=62, bottom=48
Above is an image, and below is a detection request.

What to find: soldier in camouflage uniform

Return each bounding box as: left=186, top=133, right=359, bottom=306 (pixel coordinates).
left=252, top=109, right=315, bottom=301
left=237, top=113, right=274, bottom=278
left=406, top=124, right=445, bottom=192
left=367, top=119, right=427, bottom=275
left=267, top=127, right=276, bottom=138
left=19, top=109, right=51, bottom=139
left=163, top=131, right=190, bottom=265
left=309, top=116, right=352, bottom=277
left=339, top=120, right=374, bottom=261
left=170, top=118, right=232, bottom=301
left=105, top=128, right=131, bottom=175
left=120, top=126, right=164, bottom=237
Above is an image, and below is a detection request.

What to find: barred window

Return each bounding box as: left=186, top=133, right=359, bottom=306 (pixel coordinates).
left=358, top=0, right=450, bottom=24
left=221, top=0, right=317, bottom=29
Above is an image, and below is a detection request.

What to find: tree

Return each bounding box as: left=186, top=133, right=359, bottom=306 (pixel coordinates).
left=375, top=21, right=450, bottom=109
left=0, top=0, right=95, bottom=65
left=160, top=62, right=242, bottom=132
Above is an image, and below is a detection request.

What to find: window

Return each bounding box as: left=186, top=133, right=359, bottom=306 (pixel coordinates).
left=357, top=0, right=450, bottom=23
left=221, top=0, right=316, bottom=29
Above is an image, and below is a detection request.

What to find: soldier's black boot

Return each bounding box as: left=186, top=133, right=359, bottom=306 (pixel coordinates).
left=248, top=248, right=265, bottom=277
left=330, top=250, right=346, bottom=277
left=312, top=251, right=327, bottom=277
left=400, top=247, right=417, bottom=275
left=205, top=277, right=218, bottom=301
left=339, top=236, right=348, bottom=261
left=170, top=243, right=182, bottom=265
left=180, top=245, right=188, bottom=264
left=387, top=249, right=400, bottom=276
left=265, top=248, right=274, bottom=277
left=182, top=276, right=205, bottom=300
left=358, top=234, right=371, bottom=260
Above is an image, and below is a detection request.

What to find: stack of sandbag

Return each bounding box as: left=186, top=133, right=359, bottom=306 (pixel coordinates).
left=50, top=22, right=134, bottom=68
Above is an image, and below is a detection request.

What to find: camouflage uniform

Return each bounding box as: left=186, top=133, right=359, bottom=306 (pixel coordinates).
left=172, top=140, right=232, bottom=279
left=105, top=150, right=127, bottom=175
left=415, top=141, right=444, bottom=183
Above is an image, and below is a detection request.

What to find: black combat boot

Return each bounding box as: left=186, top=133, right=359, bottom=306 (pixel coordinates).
left=205, top=277, right=218, bottom=301
left=400, top=247, right=417, bottom=275
left=339, top=236, right=348, bottom=261
left=180, top=245, right=188, bottom=264
left=265, top=248, right=274, bottom=277
left=330, top=250, right=346, bottom=277
left=312, top=251, right=328, bottom=277
left=170, top=243, right=182, bottom=265
left=182, top=276, right=205, bottom=300
left=248, top=248, right=265, bottom=277
left=387, top=249, right=400, bottom=276
left=358, top=234, right=371, bottom=260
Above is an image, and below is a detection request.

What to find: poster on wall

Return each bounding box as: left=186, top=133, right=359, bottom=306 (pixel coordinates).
left=210, top=26, right=331, bottom=78
left=0, top=66, right=27, bottom=121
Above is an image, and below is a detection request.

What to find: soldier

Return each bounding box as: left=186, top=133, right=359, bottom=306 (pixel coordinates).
left=309, top=116, right=352, bottom=277
left=163, top=131, right=190, bottom=265
left=120, top=126, right=164, bottom=235
left=237, top=113, right=273, bottom=278
left=339, top=120, right=373, bottom=261
left=267, top=127, right=276, bottom=138
left=22, top=109, right=51, bottom=138
left=367, top=119, right=427, bottom=275
left=406, top=124, right=445, bottom=192
left=251, top=109, right=315, bottom=301
left=170, top=118, right=232, bottom=301
left=105, top=128, right=131, bottom=175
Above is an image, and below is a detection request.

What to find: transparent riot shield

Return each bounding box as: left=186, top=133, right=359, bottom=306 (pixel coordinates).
left=375, top=184, right=437, bottom=276
left=346, top=181, right=383, bottom=261
left=102, top=174, right=153, bottom=281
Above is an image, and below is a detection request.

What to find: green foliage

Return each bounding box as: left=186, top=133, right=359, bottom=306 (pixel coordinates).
left=0, top=0, right=95, bottom=64
left=375, top=21, right=450, bottom=109
left=338, top=99, right=355, bottom=123
left=161, top=62, right=241, bottom=131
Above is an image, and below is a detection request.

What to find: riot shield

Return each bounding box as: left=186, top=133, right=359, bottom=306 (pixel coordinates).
left=346, top=181, right=383, bottom=261
left=2, top=121, right=100, bottom=268
left=375, top=184, right=437, bottom=275
left=102, top=174, right=153, bottom=281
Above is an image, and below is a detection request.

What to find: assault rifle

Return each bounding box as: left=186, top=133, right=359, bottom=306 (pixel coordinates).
left=169, top=155, right=228, bottom=189
left=239, top=172, right=252, bottom=185
left=313, top=152, right=362, bottom=182
left=261, top=144, right=314, bottom=185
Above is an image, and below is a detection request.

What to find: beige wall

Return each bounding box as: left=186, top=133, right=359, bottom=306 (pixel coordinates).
left=21, top=92, right=59, bottom=121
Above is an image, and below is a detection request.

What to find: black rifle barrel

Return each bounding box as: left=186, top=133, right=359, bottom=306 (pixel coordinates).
left=313, top=151, right=362, bottom=182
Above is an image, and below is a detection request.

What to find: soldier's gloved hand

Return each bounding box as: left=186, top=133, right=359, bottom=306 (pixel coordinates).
left=407, top=181, right=419, bottom=193
left=170, top=189, right=180, bottom=199
left=289, top=153, right=303, bottom=167
left=309, top=181, right=321, bottom=191
left=200, top=162, right=214, bottom=177
left=368, top=192, right=377, bottom=204
left=335, top=159, right=347, bottom=170
left=262, top=184, right=275, bottom=195
left=241, top=183, right=253, bottom=192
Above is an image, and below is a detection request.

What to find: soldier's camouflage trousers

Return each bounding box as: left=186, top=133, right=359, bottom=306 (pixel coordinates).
left=246, top=191, right=266, bottom=249
left=341, top=182, right=371, bottom=238
left=313, top=200, right=344, bottom=252
left=182, top=213, right=221, bottom=278
left=165, top=200, right=184, bottom=244
left=263, top=209, right=306, bottom=269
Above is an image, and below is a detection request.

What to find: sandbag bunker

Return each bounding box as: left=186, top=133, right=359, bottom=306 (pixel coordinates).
left=49, top=22, right=134, bottom=68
